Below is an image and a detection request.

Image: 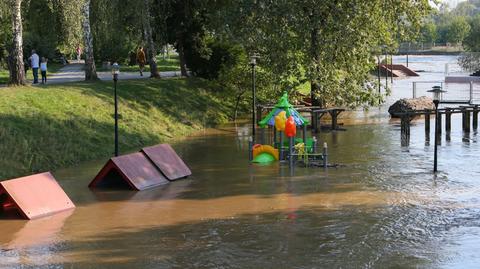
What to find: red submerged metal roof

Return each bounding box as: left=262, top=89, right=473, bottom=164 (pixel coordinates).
left=89, top=152, right=169, bottom=191
left=0, top=172, right=75, bottom=220
left=141, top=144, right=192, bottom=181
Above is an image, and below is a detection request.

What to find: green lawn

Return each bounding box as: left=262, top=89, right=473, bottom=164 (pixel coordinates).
left=96, top=55, right=181, bottom=72
left=0, top=78, right=233, bottom=179
left=0, top=63, right=64, bottom=85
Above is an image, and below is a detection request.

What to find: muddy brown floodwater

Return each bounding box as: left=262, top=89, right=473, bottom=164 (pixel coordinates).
left=2, top=55, right=480, bottom=268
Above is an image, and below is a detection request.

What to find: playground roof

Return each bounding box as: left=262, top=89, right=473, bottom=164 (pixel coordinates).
left=258, top=92, right=309, bottom=128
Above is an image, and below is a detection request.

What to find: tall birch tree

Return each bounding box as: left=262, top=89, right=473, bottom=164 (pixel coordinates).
left=143, top=0, right=160, bottom=78
left=82, top=0, right=98, bottom=80
left=8, top=0, right=26, bottom=85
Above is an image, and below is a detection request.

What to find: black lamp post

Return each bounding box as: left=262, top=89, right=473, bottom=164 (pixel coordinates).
left=250, top=54, right=259, bottom=142
left=428, top=85, right=446, bottom=172
left=112, top=62, right=120, bottom=157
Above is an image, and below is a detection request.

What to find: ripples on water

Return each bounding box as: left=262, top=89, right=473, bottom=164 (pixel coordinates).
left=1, top=56, right=480, bottom=268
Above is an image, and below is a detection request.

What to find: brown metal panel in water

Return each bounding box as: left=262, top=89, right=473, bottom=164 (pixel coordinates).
left=0, top=172, right=75, bottom=220
left=141, top=144, right=192, bottom=181
left=89, top=153, right=169, bottom=191
left=111, top=152, right=169, bottom=190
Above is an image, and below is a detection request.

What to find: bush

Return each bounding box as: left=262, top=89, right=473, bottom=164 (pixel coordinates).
left=186, top=40, right=244, bottom=80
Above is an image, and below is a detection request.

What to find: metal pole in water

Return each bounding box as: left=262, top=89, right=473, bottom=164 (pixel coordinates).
left=412, top=82, right=416, bottom=98
left=377, top=56, right=381, bottom=95
left=385, top=54, right=388, bottom=89
left=114, top=75, right=119, bottom=157
left=406, top=42, right=410, bottom=67
left=434, top=101, right=439, bottom=172
left=390, top=54, right=393, bottom=83
left=248, top=136, right=253, bottom=161
left=289, top=137, right=294, bottom=167
left=251, top=62, right=256, bottom=143
left=279, top=132, right=284, bottom=160
left=302, top=124, right=307, bottom=146
left=470, top=81, right=474, bottom=104
left=322, top=142, right=328, bottom=168
left=273, top=126, right=277, bottom=147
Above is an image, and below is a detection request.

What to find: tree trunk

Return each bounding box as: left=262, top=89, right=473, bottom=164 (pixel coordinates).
left=82, top=0, right=98, bottom=81
left=143, top=0, right=160, bottom=78
left=177, top=33, right=188, bottom=77
left=8, top=0, right=26, bottom=86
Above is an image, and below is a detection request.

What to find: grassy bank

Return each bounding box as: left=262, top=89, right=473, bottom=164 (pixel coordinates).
left=0, top=78, right=233, bottom=179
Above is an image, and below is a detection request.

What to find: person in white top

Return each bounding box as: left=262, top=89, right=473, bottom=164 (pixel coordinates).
left=40, top=57, right=48, bottom=84
left=29, top=50, right=40, bottom=84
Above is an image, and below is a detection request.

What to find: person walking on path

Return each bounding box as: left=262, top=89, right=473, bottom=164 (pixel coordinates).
left=136, top=46, right=146, bottom=76
left=40, top=57, right=48, bottom=84
left=76, top=45, right=82, bottom=62
left=29, top=50, right=39, bottom=84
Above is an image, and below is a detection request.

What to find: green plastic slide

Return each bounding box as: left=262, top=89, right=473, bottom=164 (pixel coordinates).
left=252, top=152, right=276, bottom=163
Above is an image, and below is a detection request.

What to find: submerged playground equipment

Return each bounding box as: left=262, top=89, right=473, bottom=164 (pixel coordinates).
left=0, top=172, right=75, bottom=220
left=250, top=92, right=329, bottom=167
left=89, top=144, right=191, bottom=190
left=0, top=144, right=191, bottom=220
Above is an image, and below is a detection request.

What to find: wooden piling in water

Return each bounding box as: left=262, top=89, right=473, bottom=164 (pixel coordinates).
left=401, top=115, right=410, bottom=143
left=445, top=108, right=452, bottom=133
left=463, top=108, right=471, bottom=133
left=331, top=112, right=338, bottom=130
left=424, top=111, right=430, bottom=134
left=466, top=108, right=471, bottom=133
left=473, top=106, right=479, bottom=130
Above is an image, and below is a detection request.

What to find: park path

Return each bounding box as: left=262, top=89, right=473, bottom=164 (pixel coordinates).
left=45, top=62, right=182, bottom=84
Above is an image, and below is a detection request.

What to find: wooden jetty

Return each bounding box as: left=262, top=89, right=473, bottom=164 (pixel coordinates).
left=396, top=105, right=480, bottom=143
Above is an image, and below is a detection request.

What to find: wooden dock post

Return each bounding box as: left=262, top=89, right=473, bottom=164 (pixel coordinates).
left=424, top=110, right=430, bottom=134
left=473, top=105, right=479, bottom=130
left=401, top=115, right=410, bottom=144
left=466, top=108, right=471, bottom=133
left=445, top=108, right=452, bottom=133
left=400, top=114, right=410, bottom=142
left=311, top=111, right=318, bottom=133
left=463, top=108, right=471, bottom=133
left=330, top=111, right=338, bottom=130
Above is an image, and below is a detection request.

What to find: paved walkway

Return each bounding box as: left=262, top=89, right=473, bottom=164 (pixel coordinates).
left=41, top=63, right=183, bottom=85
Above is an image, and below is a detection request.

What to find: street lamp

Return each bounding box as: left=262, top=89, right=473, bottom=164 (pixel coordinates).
left=112, top=62, right=120, bottom=157
left=249, top=53, right=259, bottom=142
left=427, top=85, right=446, bottom=172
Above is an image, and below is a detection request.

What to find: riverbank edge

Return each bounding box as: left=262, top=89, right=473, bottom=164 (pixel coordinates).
left=0, top=77, right=237, bottom=180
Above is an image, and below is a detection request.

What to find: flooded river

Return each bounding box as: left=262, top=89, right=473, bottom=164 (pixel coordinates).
left=2, top=55, right=480, bottom=268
